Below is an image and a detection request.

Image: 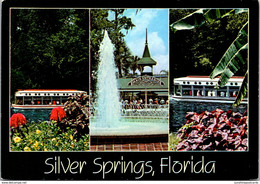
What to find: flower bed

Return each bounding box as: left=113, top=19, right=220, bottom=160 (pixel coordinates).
left=174, top=109, right=248, bottom=151
left=10, top=121, right=89, bottom=151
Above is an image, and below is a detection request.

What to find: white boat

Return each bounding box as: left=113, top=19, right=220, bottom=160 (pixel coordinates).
left=12, top=89, right=85, bottom=109
left=171, top=76, right=248, bottom=104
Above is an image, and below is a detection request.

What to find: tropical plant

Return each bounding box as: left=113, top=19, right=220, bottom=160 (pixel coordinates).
left=171, top=9, right=248, bottom=106
left=130, top=55, right=141, bottom=75
left=175, top=109, right=248, bottom=151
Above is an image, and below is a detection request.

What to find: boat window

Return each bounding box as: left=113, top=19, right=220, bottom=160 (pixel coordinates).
left=229, top=87, right=239, bottom=97
left=174, top=85, right=181, bottom=96
left=61, top=97, right=68, bottom=104
left=52, top=97, right=60, bottom=105
left=182, top=85, right=192, bottom=96
left=16, top=97, right=23, bottom=105
left=33, top=97, right=42, bottom=105
left=24, top=97, right=33, bottom=105
left=194, top=86, right=204, bottom=96
left=43, top=97, right=51, bottom=105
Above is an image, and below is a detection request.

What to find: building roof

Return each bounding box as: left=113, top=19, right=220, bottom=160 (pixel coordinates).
left=137, top=29, right=157, bottom=66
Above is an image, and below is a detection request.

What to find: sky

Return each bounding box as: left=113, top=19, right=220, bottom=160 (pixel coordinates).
left=110, top=9, right=169, bottom=74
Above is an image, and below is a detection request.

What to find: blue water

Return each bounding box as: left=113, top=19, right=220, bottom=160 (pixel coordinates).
left=170, top=99, right=247, bottom=132
left=11, top=108, right=52, bottom=123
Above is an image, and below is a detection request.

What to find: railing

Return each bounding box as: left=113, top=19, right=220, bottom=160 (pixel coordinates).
left=122, top=104, right=168, bottom=110
left=90, top=104, right=169, bottom=118
left=121, top=104, right=169, bottom=118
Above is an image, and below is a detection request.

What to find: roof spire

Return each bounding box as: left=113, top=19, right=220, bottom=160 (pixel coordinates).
left=145, top=28, right=148, bottom=45
left=137, top=28, right=157, bottom=67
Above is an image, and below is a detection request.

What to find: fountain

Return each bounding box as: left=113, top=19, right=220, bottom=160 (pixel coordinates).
left=90, top=30, right=168, bottom=140
left=95, top=30, right=121, bottom=127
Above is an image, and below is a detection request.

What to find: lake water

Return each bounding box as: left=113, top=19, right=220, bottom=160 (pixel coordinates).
left=11, top=100, right=247, bottom=133
left=11, top=108, right=52, bottom=123
left=170, top=99, right=247, bottom=132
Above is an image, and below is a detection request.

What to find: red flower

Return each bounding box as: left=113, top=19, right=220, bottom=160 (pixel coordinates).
left=50, top=107, right=66, bottom=122
left=10, top=113, right=27, bottom=128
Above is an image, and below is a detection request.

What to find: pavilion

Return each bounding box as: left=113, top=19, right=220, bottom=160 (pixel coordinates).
left=117, top=29, right=168, bottom=105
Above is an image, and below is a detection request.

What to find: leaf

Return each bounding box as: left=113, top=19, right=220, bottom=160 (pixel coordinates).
left=170, top=9, right=205, bottom=31
left=233, top=70, right=248, bottom=107
left=204, top=9, right=235, bottom=22
left=171, top=9, right=248, bottom=32
left=210, top=22, right=248, bottom=87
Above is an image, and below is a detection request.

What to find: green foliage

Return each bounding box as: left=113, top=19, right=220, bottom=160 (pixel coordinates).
left=59, top=93, right=90, bottom=139
left=169, top=133, right=180, bottom=151
left=10, top=121, right=89, bottom=151
left=234, top=71, right=248, bottom=107
left=11, top=9, right=89, bottom=99
left=90, top=9, right=136, bottom=94
left=171, top=9, right=248, bottom=31
left=210, top=22, right=248, bottom=87
left=170, top=9, right=248, bottom=79
left=170, top=9, right=248, bottom=106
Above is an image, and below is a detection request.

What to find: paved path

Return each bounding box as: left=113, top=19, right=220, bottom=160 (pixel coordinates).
left=90, top=142, right=168, bottom=151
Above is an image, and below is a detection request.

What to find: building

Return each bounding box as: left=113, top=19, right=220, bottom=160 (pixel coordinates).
left=117, top=29, right=168, bottom=105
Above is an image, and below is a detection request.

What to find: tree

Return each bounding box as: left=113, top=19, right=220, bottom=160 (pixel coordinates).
left=11, top=9, right=89, bottom=101
left=170, top=9, right=248, bottom=106
left=130, top=55, right=141, bottom=75
left=90, top=9, right=136, bottom=94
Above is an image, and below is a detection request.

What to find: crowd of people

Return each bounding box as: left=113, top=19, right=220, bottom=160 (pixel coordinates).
left=121, top=97, right=168, bottom=109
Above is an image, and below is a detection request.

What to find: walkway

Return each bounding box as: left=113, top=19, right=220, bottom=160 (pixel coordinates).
left=90, top=142, right=168, bottom=151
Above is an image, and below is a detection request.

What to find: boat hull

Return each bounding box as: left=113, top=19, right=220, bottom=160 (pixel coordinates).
left=170, top=96, right=248, bottom=104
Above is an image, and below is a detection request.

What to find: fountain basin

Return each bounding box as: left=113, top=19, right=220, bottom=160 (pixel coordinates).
left=90, top=117, right=168, bottom=136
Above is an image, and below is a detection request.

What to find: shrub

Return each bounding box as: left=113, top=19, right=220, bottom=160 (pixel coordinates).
left=176, top=109, right=248, bottom=151
left=59, top=92, right=90, bottom=139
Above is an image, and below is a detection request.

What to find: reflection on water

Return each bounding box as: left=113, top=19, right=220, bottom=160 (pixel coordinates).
left=170, top=99, right=247, bottom=132
left=11, top=108, right=52, bottom=123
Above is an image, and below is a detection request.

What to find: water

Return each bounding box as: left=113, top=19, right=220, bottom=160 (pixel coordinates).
left=170, top=99, right=247, bottom=132
left=11, top=108, right=51, bottom=123
left=91, top=30, right=168, bottom=135
left=95, top=30, right=121, bottom=127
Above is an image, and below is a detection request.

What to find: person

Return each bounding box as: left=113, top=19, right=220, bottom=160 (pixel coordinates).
left=160, top=98, right=165, bottom=104
left=149, top=98, right=153, bottom=104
